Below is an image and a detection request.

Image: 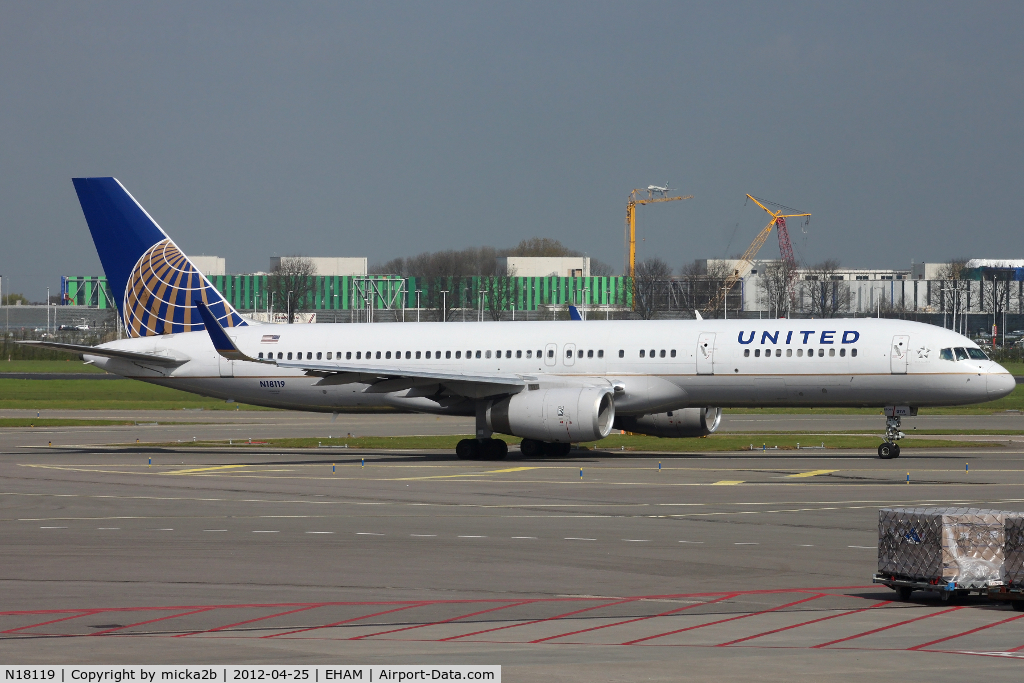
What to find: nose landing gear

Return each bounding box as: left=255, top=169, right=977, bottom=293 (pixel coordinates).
left=878, top=407, right=914, bottom=459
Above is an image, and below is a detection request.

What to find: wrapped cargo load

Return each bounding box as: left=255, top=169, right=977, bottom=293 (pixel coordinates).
left=878, top=507, right=1023, bottom=588
left=1005, top=516, right=1024, bottom=588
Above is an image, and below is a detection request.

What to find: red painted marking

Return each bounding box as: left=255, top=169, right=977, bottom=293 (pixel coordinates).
left=439, top=598, right=641, bottom=641
left=532, top=593, right=739, bottom=644
left=908, top=612, right=1024, bottom=651
left=89, top=608, right=216, bottom=636
left=174, top=605, right=324, bottom=637
left=623, top=593, right=825, bottom=646
left=812, top=605, right=965, bottom=648
left=350, top=601, right=536, bottom=640
left=716, top=600, right=894, bottom=646
left=263, top=604, right=427, bottom=638
left=3, top=611, right=99, bottom=634
left=0, top=587, right=874, bottom=618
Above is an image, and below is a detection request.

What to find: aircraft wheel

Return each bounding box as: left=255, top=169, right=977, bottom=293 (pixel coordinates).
left=485, top=439, right=508, bottom=461
left=891, top=444, right=901, bottom=458
left=456, top=439, right=477, bottom=460
left=545, top=442, right=572, bottom=457
left=878, top=443, right=896, bottom=459
left=519, top=439, right=542, bottom=457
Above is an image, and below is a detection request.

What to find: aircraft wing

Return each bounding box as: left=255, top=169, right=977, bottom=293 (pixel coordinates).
left=275, top=359, right=526, bottom=398
left=193, top=301, right=525, bottom=398
left=17, top=341, right=189, bottom=367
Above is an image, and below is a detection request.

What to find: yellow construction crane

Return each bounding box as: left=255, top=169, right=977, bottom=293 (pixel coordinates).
left=625, top=187, right=693, bottom=278
left=702, top=195, right=810, bottom=316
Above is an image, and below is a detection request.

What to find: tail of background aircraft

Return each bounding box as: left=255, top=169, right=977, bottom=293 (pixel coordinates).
left=72, top=177, right=247, bottom=337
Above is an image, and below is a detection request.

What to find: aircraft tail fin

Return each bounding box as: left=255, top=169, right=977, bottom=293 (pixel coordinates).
left=72, top=177, right=247, bottom=337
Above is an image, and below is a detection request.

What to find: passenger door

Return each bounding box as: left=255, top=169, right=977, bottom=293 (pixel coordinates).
left=890, top=335, right=910, bottom=374
left=218, top=354, right=234, bottom=378
left=563, top=343, right=576, bottom=366
left=696, top=333, right=715, bottom=375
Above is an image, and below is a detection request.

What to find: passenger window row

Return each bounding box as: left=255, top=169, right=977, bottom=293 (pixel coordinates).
left=638, top=349, right=677, bottom=358
left=743, top=348, right=858, bottom=358
left=257, top=349, right=608, bottom=361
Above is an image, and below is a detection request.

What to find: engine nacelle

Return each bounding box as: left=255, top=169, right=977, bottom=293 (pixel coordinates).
left=487, top=387, right=615, bottom=443
left=614, top=407, right=721, bottom=438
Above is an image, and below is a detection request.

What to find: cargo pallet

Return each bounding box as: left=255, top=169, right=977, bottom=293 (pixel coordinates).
left=872, top=573, right=1009, bottom=603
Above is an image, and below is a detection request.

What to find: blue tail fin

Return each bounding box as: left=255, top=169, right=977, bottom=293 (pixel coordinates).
left=72, top=177, right=247, bottom=337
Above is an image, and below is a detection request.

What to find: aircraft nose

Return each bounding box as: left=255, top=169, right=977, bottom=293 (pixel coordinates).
left=987, top=369, right=1017, bottom=398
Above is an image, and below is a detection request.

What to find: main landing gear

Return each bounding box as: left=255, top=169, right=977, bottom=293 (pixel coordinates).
left=519, top=439, right=572, bottom=458
left=456, top=438, right=508, bottom=461
left=877, top=414, right=905, bottom=459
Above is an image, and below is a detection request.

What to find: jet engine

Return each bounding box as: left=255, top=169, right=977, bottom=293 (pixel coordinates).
left=614, top=407, right=721, bottom=438
left=487, top=387, right=615, bottom=443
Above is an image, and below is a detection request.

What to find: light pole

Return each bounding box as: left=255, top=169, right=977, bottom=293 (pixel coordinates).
left=415, top=290, right=421, bottom=322
left=464, top=288, right=470, bottom=322
left=46, top=287, right=50, bottom=335
left=479, top=290, right=488, bottom=322
left=333, top=294, right=339, bottom=323
left=440, top=290, right=448, bottom=322
left=287, top=290, right=293, bottom=324
left=270, top=292, right=276, bottom=322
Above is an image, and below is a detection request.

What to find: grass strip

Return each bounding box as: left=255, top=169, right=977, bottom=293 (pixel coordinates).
left=0, top=418, right=198, bottom=428
left=168, top=433, right=999, bottom=452
left=0, top=360, right=107, bottom=373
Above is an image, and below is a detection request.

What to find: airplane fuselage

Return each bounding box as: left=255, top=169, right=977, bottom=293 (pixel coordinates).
left=86, top=318, right=1016, bottom=416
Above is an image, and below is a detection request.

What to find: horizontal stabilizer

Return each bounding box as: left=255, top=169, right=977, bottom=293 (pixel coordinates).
left=17, top=341, right=188, bottom=367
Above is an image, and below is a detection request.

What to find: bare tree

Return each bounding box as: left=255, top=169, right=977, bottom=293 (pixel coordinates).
left=633, top=258, right=672, bottom=320
left=758, top=260, right=796, bottom=318
left=483, top=266, right=517, bottom=321
left=935, top=258, right=969, bottom=333
left=801, top=259, right=851, bottom=318
left=268, top=257, right=318, bottom=323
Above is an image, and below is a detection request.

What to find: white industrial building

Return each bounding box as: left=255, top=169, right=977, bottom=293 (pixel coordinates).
left=498, top=256, right=590, bottom=277
left=187, top=255, right=226, bottom=276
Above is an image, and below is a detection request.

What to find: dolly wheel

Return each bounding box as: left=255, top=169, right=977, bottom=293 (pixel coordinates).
left=1013, top=601, right=1024, bottom=612
left=896, top=586, right=913, bottom=601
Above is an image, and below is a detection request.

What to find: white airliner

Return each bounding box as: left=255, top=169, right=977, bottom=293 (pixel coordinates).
left=27, top=178, right=1017, bottom=461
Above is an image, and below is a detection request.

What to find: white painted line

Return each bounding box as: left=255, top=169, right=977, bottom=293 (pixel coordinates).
left=253, top=530, right=279, bottom=533
left=623, top=539, right=650, bottom=542
left=849, top=545, right=876, bottom=549
left=565, top=537, right=596, bottom=541
left=40, top=526, right=67, bottom=529
left=797, top=544, right=815, bottom=547
left=678, top=541, right=704, bottom=544
left=204, top=529, right=228, bottom=532
left=357, top=532, right=384, bottom=536
left=735, top=542, right=759, bottom=545
left=97, top=527, right=120, bottom=530
left=150, top=528, right=174, bottom=531
left=306, top=531, right=334, bottom=534
left=458, top=535, right=486, bottom=538
left=511, top=536, right=537, bottom=539
left=410, top=534, right=437, bottom=537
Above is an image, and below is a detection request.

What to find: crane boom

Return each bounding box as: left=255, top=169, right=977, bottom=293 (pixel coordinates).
left=624, top=188, right=692, bottom=278
left=702, top=195, right=810, bottom=316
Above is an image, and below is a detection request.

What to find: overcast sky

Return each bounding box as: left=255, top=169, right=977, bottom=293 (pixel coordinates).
left=1, top=1, right=1022, bottom=298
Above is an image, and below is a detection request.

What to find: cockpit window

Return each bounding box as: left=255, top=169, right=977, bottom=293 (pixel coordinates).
left=954, top=347, right=969, bottom=361
left=966, top=348, right=988, bottom=360
left=939, top=348, right=954, bottom=361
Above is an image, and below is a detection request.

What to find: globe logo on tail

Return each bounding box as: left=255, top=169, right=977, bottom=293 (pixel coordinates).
left=122, top=239, right=245, bottom=337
